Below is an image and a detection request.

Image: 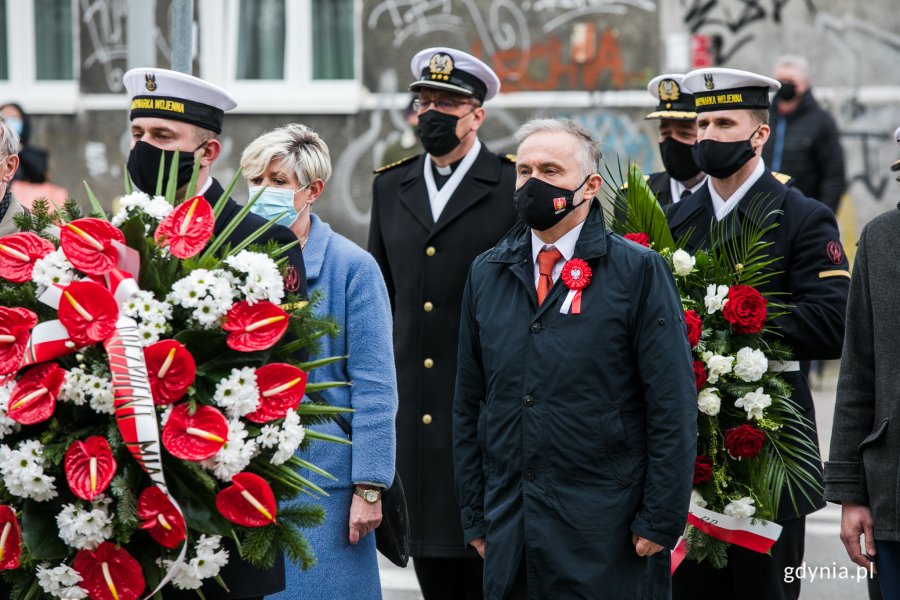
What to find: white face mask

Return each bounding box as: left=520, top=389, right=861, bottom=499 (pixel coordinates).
left=248, top=185, right=309, bottom=228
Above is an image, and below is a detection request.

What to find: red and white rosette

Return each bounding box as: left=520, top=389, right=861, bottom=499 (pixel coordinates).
left=559, top=258, right=592, bottom=315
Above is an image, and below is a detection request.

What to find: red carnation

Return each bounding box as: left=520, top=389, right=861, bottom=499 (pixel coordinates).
left=722, top=285, right=768, bottom=335
left=7, top=362, right=65, bottom=425
left=57, top=281, right=119, bottom=347
left=137, top=486, right=186, bottom=549
left=684, top=309, right=702, bottom=347
left=162, top=403, right=229, bottom=461
left=223, top=300, right=289, bottom=352
left=692, top=360, right=707, bottom=392
left=73, top=542, right=145, bottom=600
left=693, top=455, right=713, bottom=485
left=0, top=307, right=38, bottom=375
left=246, top=363, right=308, bottom=423
left=144, top=340, right=196, bottom=405
left=0, top=506, right=22, bottom=570
left=60, top=218, right=125, bottom=275
left=725, top=424, right=766, bottom=460
left=0, top=232, right=55, bottom=283
left=216, top=472, right=277, bottom=527
left=64, top=437, right=117, bottom=501
left=154, top=195, right=215, bottom=259
left=624, top=232, right=651, bottom=247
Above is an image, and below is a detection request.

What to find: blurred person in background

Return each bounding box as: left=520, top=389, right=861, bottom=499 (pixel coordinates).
left=0, top=102, right=68, bottom=209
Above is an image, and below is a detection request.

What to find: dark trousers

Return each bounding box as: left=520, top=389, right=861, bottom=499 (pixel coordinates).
left=673, top=517, right=806, bottom=600
left=414, top=556, right=484, bottom=600
left=875, top=541, right=900, bottom=598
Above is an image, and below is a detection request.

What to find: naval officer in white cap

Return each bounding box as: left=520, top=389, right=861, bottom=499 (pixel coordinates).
left=122, top=68, right=305, bottom=600
left=368, top=48, right=517, bottom=600
left=666, top=67, right=850, bottom=600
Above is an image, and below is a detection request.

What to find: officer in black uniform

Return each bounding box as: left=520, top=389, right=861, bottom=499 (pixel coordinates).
left=667, top=67, right=850, bottom=600
left=644, top=73, right=706, bottom=206
left=368, top=47, right=518, bottom=600
left=123, top=67, right=305, bottom=600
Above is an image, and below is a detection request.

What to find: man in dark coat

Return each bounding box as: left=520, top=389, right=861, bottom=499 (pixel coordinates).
left=368, top=48, right=517, bottom=600
left=762, top=55, right=845, bottom=213
left=453, top=117, right=697, bottom=599
left=669, top=67, right=850, bottom=600
left=122, top=67, right=306, bottom=600
left=644, top=74, right=707, bottom=206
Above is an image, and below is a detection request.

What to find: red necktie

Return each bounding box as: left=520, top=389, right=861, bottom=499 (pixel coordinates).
left=536, top=247, right=563, bottom=306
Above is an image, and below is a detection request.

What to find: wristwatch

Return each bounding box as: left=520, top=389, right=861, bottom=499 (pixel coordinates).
left=354, top=487, right=382, bottom=503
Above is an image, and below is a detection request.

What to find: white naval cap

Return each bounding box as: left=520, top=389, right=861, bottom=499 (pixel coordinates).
left=124, top=68, right=237, bottom=134
left=409, top=47, right=501, bottom=103
left=682, top=67, right=780, bottom=113
left=645, top=73, right=697, bottom=120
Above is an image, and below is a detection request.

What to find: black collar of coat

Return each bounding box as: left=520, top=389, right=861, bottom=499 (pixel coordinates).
left=486, top=198, right=609, bottom=265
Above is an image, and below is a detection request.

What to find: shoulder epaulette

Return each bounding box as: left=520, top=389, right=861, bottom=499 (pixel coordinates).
left=771, top=171, right=792, bottom=185
left=619, top=175, right=651, bottom=191
left=373, top=154, right=419, bottom=175
left=502, top=153, right=517, bottom=164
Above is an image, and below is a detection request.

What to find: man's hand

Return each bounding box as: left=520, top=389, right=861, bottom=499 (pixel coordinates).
left=632, top=533, right=664, bottom=557
left=348, top=490, right=382, bottom=545
left=469, top=536, right=486, bottom=558
left=840, top=502, right=876, bottom=570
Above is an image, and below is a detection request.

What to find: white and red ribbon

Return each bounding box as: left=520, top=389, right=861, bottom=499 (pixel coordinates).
left=559, top=288, right=582, bottom=314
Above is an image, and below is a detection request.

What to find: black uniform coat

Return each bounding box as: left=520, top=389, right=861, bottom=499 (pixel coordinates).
left=453, top=202, right=697, bottom=599
left=665, top=171, right=850, bottom=520
left=368, top=145, right=518, bottom=557
left=648, top=171, right=674, bottom=207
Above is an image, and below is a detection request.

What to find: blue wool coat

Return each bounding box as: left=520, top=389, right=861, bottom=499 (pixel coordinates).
left=271, top=214, right=398, bottom=600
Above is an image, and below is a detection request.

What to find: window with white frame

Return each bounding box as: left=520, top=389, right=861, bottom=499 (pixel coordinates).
left=0, top=0, right=77, bottom=113
left=199, top=0, right=359, bottom=114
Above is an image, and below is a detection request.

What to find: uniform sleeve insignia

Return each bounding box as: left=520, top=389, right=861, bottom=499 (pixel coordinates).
left=771, top=171, right=793, bottom=185
left=373, top=154, right=419, bottom=175
left=826, top=240, right=845, bottom=265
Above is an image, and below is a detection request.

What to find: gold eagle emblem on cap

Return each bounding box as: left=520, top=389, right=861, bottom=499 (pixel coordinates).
left=704, top=73, right=715, bottom=90
left=429, top=53, right=454, bottom=82
left=659, top=79, right=680, bottom=102
left=145, top=73, right=157, bottom=92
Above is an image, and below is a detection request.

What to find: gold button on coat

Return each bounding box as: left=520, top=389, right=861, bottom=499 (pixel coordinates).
left=424, top=358, right=434, bottom=368
left=423, top=301, right=434, bottom=312
left=425, top=246, right=436, bottom=256
left=422, top=414, right=433, bottom=425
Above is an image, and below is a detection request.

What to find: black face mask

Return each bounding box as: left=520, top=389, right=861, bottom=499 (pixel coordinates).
left=513, top=175, right=591, bottom=231
left=776, top=82, right=797, bottom=101
left=691, top=128, right=760, bottom=179
left=659, top=137, right=702, bottom=182
left=127, top=140, right=202, bottom=195
left=418, top=110, right=470, bottom=157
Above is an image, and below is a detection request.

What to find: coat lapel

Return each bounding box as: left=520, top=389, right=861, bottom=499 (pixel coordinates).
left=398, top=155, right=434, bottom=232
left=666, top=186, right=715, bottom=251
left=428, top=145, right=500, bottom=241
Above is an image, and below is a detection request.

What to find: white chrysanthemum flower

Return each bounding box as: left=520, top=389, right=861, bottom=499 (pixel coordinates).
left=36, top=563, right=89, bottom=599
left=270, top=409, right=305, bottom=465
left=0, top=441, right=57, bottom=501
left=202, top=420, right=259, bottom=481
left=702, top=351, right=734, bottom=384
left=120, top=190, right=152, bottom=211
left=122, top=290, right=173, bottom=347
left=31, top=248, right=76, bottom=290
left=145, top=196, right=174, bottom=221
left=225, top=250, right=285, bottom=305
left=60, top=368, right=89, bottom=406
left=690, top=489, right=707, bottom=508
left=0, top=383, right=20, bottom=439
left=159, top=534, right=229, bottom=590
left=193, top=296, right=226, bottom=328
left=258, top=425, right=281, bottom=449
left=213, top=367, right=260, bottom=419
left=697, top=387, right=721, bottom=416
left=56, top=501, right=113, bottom=550
left=723, top=496, right=756, bottom=519
left=87, top=377, right=115, bottom=415
left=734, top=347, right=768, bottom=383
left=61, top=369, right=114, bottom=415
left=704, top=284, right=730, bottom=314
left=159, top=405, right=174, bottom=428
left=672, top=249, right=696, bottom=277
left=735, top=387, right=772, bottom=421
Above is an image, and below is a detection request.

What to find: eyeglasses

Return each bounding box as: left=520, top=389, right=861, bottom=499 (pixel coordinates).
left=413, top=98, right=475, bottom=112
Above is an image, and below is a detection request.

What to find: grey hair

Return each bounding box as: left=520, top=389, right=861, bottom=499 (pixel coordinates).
left=0, top=116, right=19, bottom=159
left=775, top=54, right=810, bottom=79
left=240, top=123, right=332, bottom=186
left=514, top=118, right=602, bottom=178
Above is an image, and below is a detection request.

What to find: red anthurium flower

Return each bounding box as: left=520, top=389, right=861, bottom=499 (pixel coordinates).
left=144, top=340, right=196, bottom=406
left=216, top=472, right=277, bottom=527
left=64, top=436, right=117, bottom=501
left=7, top=362, right=65, bottom=425
left=137, top=486, right=186, bottom=549
left=73, top=542, right=145, bottom=600
left=0, top=232, right=55, bottom=283
left=60, top=218, right=126, bottom=275
left=154, top=195, right=215, bottom=259
left=57, top=281, right=119, bottom=347
left=0, top=506, right=22, bottom=570
left=246, top=363, right=308, bottom=424
left=0, top=307, right=38, bottom=375
left=223, top=300, right=289, bottom=352
left=162, top=403, right=229, bottom=461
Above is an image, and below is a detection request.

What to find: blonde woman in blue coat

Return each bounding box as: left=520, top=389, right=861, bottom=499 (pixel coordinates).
left=241, top=124, right=398, bottom=599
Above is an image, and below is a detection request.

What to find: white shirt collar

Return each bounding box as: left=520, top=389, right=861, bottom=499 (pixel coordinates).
left=670, top=175, right=708, bottom=204
left=198, top=176, right=213, bottom=196
left=530, top=219, right=586, bottom=285
left=708, top=159, right=766, bottom=221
